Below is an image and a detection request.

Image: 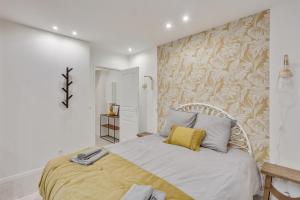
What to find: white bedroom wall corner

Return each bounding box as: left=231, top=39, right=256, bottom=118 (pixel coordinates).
left=90, top=45, right=129, bottom=70
left=270, top=0, right=300, bottom=166
left=128, top=47, right=158, bottom=133
left=0, top=21, right=4, bottom=170
left=0, top=19, right=93, bottom=199
left=90, top=52, right=96, bottom=144
left=270, top=0, right=300, bottom=197
left=87, top=44, right=96, bottom=147
left=0, top=168, right=43, bottom=200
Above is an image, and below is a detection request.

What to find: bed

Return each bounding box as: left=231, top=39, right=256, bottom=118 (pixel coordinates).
left=39, top=103, right=262, bottom=200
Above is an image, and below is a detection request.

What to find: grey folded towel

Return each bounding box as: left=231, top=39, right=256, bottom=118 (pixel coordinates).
left=150, top=190, right=166, bottom=200
left=71, top=148, right=109, bottom=165
left=121, top=184, right=153, bottom=200
left=121, top=184, right=166, bottom=200
left=77, top=147, right=102, bottom=160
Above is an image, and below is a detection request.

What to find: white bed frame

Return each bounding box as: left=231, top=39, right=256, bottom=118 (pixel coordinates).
left=177, top=103, right=253, bottom=156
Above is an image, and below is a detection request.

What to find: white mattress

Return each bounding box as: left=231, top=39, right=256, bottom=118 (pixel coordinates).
left=107, top=135, right=261, bottom=200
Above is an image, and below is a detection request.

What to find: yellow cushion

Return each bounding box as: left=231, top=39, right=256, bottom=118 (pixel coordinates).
left=164, top=125, right=206, bottom=151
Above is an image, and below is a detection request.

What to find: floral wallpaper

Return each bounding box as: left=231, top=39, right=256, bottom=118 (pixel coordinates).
left=157, top=10, right=270, bottom=163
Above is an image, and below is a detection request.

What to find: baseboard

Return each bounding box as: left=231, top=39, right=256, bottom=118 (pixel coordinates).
left=0, top=168, right=43, bottom=200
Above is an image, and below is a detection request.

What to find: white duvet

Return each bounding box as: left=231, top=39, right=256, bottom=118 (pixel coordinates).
left=107, top=135, right=261, bottom=200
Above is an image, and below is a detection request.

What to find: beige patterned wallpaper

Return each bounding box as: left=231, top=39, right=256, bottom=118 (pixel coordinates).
left=158, top=10, right=269, bottom=163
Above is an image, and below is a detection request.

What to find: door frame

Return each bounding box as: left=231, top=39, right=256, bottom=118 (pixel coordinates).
left=90, top=65, right=121, bottom=145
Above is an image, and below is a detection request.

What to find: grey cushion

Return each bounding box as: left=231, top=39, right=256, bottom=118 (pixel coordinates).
left=159, top=109, right=197, bottom=137
left=193, top=113, right=234, bottom=152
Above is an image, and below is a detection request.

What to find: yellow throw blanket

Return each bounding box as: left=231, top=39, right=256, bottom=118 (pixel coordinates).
left=39, top=152, right=193, bottom=200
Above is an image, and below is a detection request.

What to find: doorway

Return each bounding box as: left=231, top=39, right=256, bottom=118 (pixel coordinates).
left=94, top=66, right=139, bottom=146
left=94, top=67, right=121, bottom=146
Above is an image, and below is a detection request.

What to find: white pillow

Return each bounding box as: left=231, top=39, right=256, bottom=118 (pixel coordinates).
left=159, top=109, right=197, bottom=137
left=193, top=113, right=235, bottom=152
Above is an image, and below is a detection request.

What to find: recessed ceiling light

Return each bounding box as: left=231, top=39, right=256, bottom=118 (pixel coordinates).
left=165, top=23, right=172, bottom=29
left=128, top=48, right=132, bottom=52
left=52, top=26, right=58, bottom=31
left=182, top=15, right=190, bottom=22
left=72, top=31, right=77, bottom=36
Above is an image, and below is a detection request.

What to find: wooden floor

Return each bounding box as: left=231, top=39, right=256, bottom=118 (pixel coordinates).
left=96, top=135, right=113, bottom=146
left=17, top=192, right=41, bottom=200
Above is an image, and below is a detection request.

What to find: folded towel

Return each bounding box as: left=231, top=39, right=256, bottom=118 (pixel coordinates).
left=121, top=184, right=153, bottom=200
left=71, top=148, right=109, bottom=165
left=78, top=150, right=101, bottom=160
left=77, top=147, right=102, bottom=160
left=150, top=190, right=166, bottom=200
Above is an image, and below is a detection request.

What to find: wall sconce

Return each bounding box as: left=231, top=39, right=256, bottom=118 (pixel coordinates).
left=276, top=54, right=295, bottom=164
left=142, top=75, right=154, bottom=90
left=277, top=54, right=293, bottom=91
left=277, top=54, right=296, bottom=131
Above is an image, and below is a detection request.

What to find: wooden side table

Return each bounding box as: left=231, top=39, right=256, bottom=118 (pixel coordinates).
left=100, top=114, right=119, bottom=143
left=261, top=162, right=300, bottom=200
left=137, top=132, right=153, bottom=137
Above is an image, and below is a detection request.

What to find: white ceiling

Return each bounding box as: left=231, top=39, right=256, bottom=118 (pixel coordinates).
left=0, top=0, right=281, bottom=55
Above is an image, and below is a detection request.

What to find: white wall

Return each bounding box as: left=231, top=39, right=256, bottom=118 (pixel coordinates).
left=0, top=17, right=157, bottom=200
left=0, top=19, right=93, bottom=199
left=0, top=22, right=4, bottom=165
left=270, top=0, right=300, bottom=197
left=91, top=45, right=128, bottom=70
left=128, top=48, right=157, bottom=133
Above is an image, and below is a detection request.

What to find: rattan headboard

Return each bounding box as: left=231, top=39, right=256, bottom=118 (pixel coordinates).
left=177, top=103, right=253, bottom=156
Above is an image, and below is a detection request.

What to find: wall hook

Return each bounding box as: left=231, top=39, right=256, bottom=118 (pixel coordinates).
left=61, top=67, right=73, bottom=108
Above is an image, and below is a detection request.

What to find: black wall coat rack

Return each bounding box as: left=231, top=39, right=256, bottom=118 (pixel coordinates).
left=61, top=67, right=73, bottom=108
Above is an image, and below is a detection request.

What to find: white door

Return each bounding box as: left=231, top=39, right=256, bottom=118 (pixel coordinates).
left=120, top=67, right=139, bottom=141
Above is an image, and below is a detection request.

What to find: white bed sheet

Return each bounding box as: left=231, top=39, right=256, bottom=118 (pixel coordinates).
left=106, top=135, right=261, bottom=200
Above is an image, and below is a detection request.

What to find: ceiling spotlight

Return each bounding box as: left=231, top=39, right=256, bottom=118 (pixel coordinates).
left=72, top=31, right=77, bottom=36
left=182, top=15, right=189, bottom=22
left=128, top=48, right=133, bottom=52
left=52, top=26, right=58, bottom=31
left=165, top=23, right=172, bottom=29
